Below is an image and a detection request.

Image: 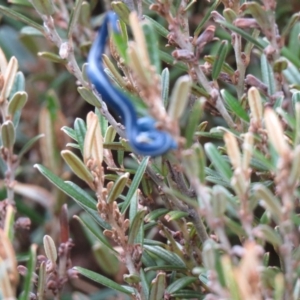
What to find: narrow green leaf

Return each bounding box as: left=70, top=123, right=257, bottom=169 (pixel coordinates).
left=74, top=267, right=133, bottom=295
left=142, top=250, right=157, bottom=267
left=34, top=164, right=110, bottom=229
left=111, top=1, right=130, bottom=24
left=221, top=89, right=249, bottom=122
left=159, top=50, right=188, bottom=71
left=292, top=91, right=300, bottom=113
left=171, top=290, right=204, bottom=299
left=204, top=143, right=233, bottom=182
left=161, top=68, right=170, bottom=107
left=254, top=224, right=282, bottom=246
left=74, top=214, right=114, bottom=251
left=121, top=156, right=149, bottom=213
left=31, top=0, right=55, bottom=15
left=103, top=54, right=127, bottom=88
left=204, top=55, right=235, bottom=76
left=223, top=8, right=237, bottom=23
left=74, top=1, right=88, bottom=26
left=140, top=269, right=150, bottom=300
left=142, top=21, right=161, bottom=74
left=165, top=211, right=189, bottom=221
left=128, top=190, right=144, bottom=245
left=74, top=118, right=86, bottom=154
left=144, top=15, right=168, bottom=37
left=194, top=0, right=221, bottom=36
left=8, top=0, right=31, bottom=6
left=145, top=208, right=169, bottom=222
left=9, top=71, right=25, bottom=99
left=261, top=54, right=275, bottom=95
left=65, top=181, right=110, bottom=229
left=68, top=0, right=84, bottom=38
left=168, top=75, right=192, bottom=121
left=128, top=209, right=147, bottom=245
left=149, top=272, right=166, bottom=300
left=8, top=91, right=28, bottom=116
left=144, top=245, right=186, bottom=267
left=61, top=150, right=94, bottom=184
left=61, top=126, right=77, bottom=141
left=281, top=47, right=300, bottom=69
left=1, top=121, right=15, bottom=150
left=243, top=2, right=270, bottom=31
left=217, top=20, right=264, bottom=50
left=107, top=172, right=129, bottom=203
left=111, top=21, right=128, bottom=62
left=104, top=125, right=117, bottom=143
left=283, top=60, right=300, bottom=85
left=252, top=148, right=275, bottom=172
left=166, top=277, right=197, bottom=294
left=38, top=51, right=66, bottom=63
left=288, top=21, right=300, bottom=57
left=77, top=87, right=101, bottom=107
left=0, top=5, right=44, bottom=32
left=253, top=184, right=282, bottom=223
left=20, top=244, right=37, bottom=300
left=20, top=25, right=44, bottom=36
left=212, top=40, right=228, bottom=80
left=185, top=100, right=203, bottom=148
left=93, top=243, right=119, bottom=276
left=145, top=265, right=187, bottom=272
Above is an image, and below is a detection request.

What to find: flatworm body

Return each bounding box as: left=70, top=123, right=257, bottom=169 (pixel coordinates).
left=87, top=12, right=177, bottom=156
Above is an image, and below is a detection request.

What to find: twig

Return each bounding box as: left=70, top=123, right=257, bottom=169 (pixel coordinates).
left=232, top=33, right=246, bottom=100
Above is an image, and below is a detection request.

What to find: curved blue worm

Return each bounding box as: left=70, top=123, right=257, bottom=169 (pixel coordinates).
left=87, top=12, right=177, bottom=156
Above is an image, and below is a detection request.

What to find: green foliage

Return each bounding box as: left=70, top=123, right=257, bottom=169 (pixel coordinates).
left=1, top=0, right=300, bottom=299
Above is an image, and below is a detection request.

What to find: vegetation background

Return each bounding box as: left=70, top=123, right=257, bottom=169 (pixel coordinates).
left=0, top=0, right=300, bottom=299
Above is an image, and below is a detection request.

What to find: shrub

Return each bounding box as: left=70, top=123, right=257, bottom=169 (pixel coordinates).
left=0, top=0, right=300, bottom=299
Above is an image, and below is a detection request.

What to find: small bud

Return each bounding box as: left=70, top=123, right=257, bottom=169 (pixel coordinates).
left=127, top=42, right=151, bottom=86
left=253, top=184, right=282, bottom=223
left=17, top=265, right=28, bottom=276
left=253, top=224, right=282, bottom=246
left=8, top=91, right=28, bottom=117
left=77, top=87, right=100, bottom=107
left=195, top=25, right=215, bottom=54
left=61, top=150, right=94, bottom=185
left=248, top=87, right=263, bottom=124
left=233, top=18, right=260, bottom=29
left=149, top=272, right=166, bottom=300
left=111, top=1, right=130, bottom=24
left=245, top=75, right=268, bottom=95
left=168, top=75, right=191, bottom=121
left=242, top=132, right=253, bottom=171
left=43, top=235, right=57, bottom=264
left=273, top=58, right=288, bottom=73
left=59, top=42, right=71, bottom=59
left=211, top=185, right=228, bottom=217
left=106, top=173, right=129, bottom=203
left=1, top=121, right=15, bottom=150
left=84, top=112, right=103, bottom=167
left=15, top=217, right=31, bottom=230
left=224, top=132, right=241, bottom=170
left=37, top=261, right=46, bottom=299
left=0, top=56, right=18, bottom=103
left=172, top=49, right=195, bottom=61
left=264, top=108, right=290, bottom=156
left=104, top=125, right=117, bottom=143
left=202, top=239, right=217, bottom=270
